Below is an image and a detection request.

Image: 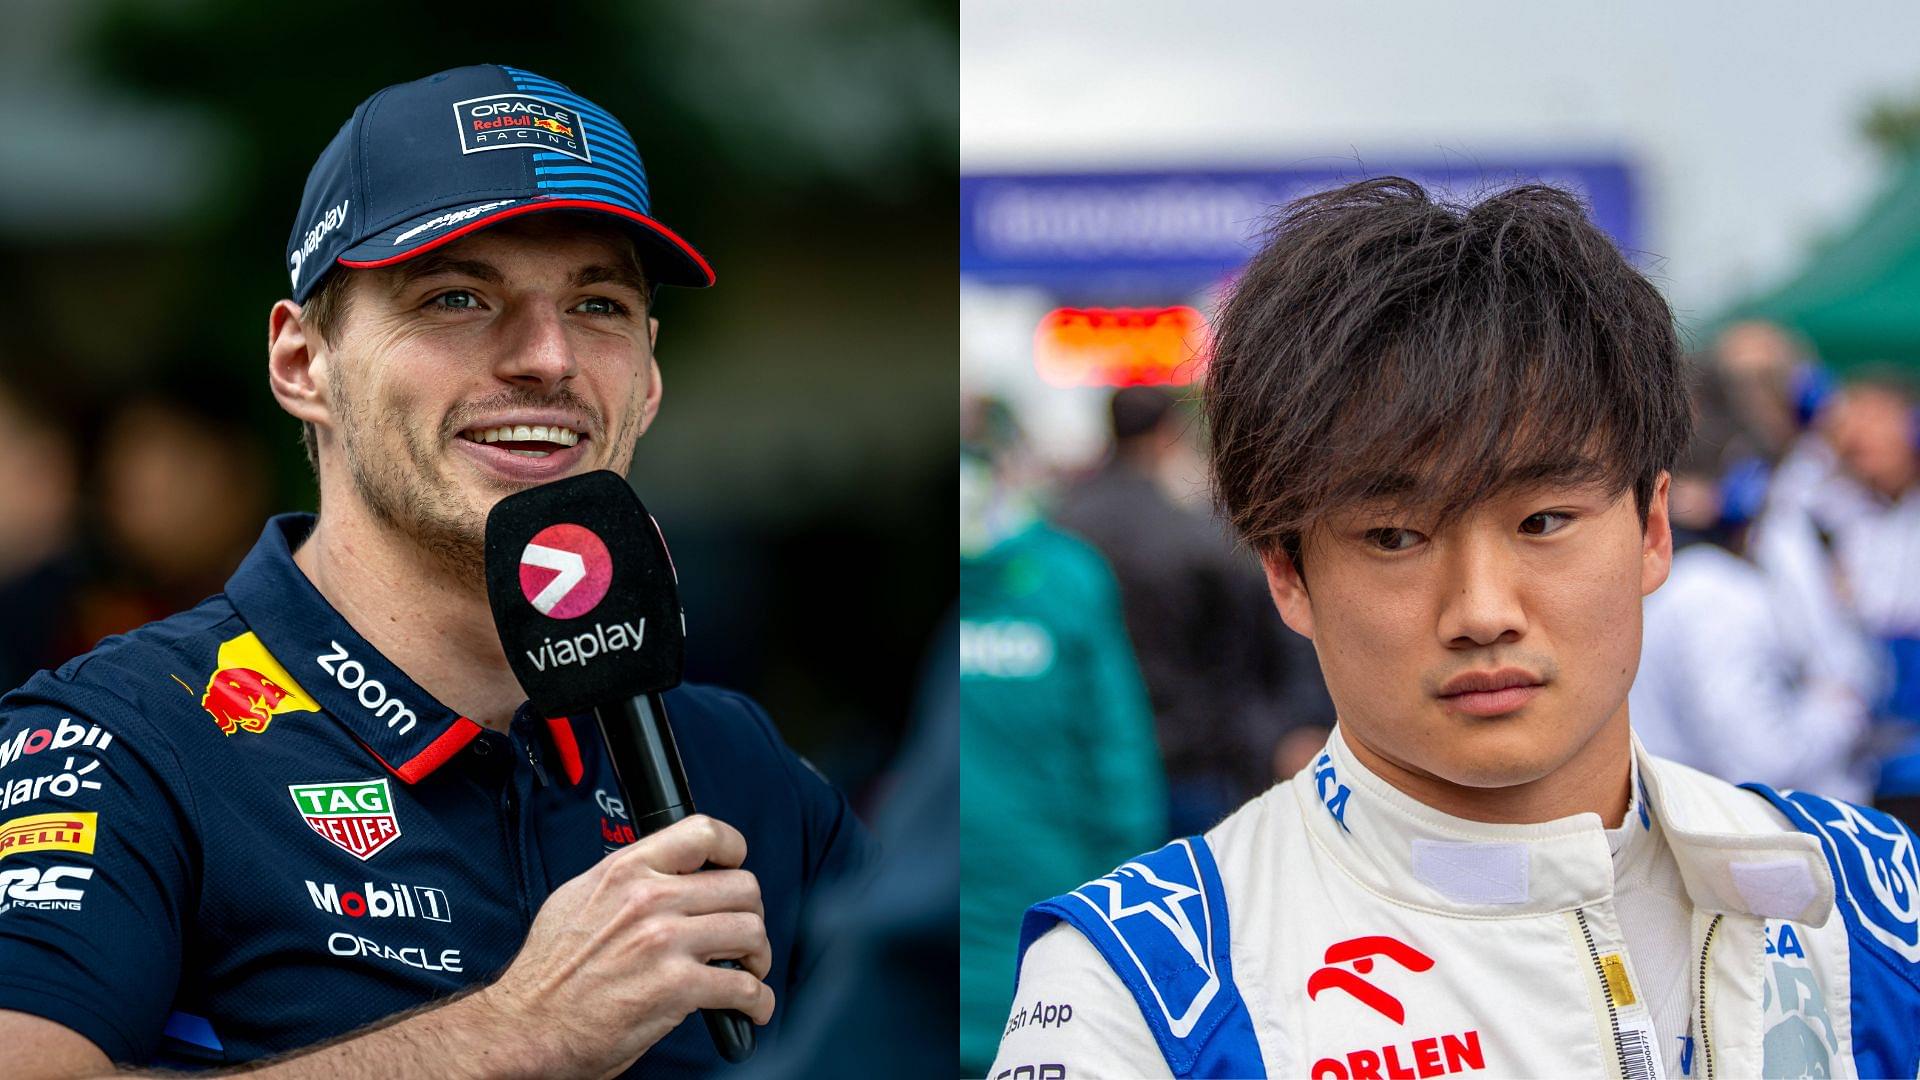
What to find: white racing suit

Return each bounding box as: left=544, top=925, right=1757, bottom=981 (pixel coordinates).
left=992, top=727, right=1920, bottom=1079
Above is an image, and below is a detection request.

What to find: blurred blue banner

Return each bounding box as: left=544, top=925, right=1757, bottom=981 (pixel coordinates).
left=960, top=161, right=1636, bottom=292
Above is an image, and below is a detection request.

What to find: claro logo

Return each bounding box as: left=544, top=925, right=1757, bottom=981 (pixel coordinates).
left=316, top=642, right=416, bottom=735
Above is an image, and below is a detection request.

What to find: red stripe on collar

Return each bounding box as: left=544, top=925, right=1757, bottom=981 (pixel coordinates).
left=545, top=717, right=585, bottom=786
left=393, top=718, right=484, bottom=783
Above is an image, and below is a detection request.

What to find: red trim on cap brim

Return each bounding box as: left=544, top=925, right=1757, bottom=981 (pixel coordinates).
left=389, top=717, right=485, bottom=783
left=545, top=717, right=585, bottom=786
left=337, top=198, right=715, bottom=286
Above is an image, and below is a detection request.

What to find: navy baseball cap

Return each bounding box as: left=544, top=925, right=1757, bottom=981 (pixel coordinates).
left=285, top=64, right=713, bottom=303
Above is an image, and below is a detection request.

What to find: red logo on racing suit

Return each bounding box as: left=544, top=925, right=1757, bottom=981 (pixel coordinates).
left=1306, top=935, right=1486, bottom=1080
left=1306, top=935, right=1435, bottom=1024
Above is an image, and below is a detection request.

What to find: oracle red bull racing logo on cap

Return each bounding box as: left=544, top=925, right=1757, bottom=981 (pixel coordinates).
left=289, top=778, right=401, bottom=860
left=201, top=632, right=321, bottom=736
left=454, top=93, right=590, bottom=163
left=519, top=524, right=613, bottom=619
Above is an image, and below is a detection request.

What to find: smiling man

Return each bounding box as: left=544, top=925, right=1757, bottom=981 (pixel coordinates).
left=0, top=66, right=867, bottom=1078
left=990, top=179, right=1920, bottom=1079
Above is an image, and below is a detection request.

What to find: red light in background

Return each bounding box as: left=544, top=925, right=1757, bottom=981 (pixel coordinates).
left=1034, top=306, right=1207, bottom=388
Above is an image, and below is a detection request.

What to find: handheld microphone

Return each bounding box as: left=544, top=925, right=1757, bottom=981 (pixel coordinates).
left=483, top=469, right=755, bottom=1064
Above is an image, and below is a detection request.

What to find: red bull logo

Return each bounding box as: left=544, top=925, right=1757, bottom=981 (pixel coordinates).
left=203, top=668, right=290, bottom=734
left=531, top=117, right=574, bottom=137
left=200, top=632, right=320, bottom=736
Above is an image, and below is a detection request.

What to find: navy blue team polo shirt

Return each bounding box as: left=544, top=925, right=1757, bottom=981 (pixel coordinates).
left=0, top=513, right=870, bottom=1073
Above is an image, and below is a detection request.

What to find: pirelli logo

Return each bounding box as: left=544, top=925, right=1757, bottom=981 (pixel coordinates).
left=0, top=811, right=97, bottom=862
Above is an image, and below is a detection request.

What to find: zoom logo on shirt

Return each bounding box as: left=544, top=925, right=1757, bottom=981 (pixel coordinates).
left=315, top=642, right=418, bottom=735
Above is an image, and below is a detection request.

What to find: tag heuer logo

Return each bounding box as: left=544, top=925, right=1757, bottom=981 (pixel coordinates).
left=289, top=778, right=401, bottom=861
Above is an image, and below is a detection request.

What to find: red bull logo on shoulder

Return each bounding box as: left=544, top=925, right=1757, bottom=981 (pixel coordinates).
left=201, top=632, right=320, bottom=736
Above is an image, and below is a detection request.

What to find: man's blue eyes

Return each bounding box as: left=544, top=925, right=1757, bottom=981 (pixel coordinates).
left=426, top=291, right=627, bottom=316
left=431, top=291, right=481, bottom=310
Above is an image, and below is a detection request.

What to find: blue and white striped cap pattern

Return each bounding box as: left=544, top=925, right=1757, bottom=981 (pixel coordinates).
left=502, top=66, right=655, bottom=214
left=290, top=63, right=712, bottom=302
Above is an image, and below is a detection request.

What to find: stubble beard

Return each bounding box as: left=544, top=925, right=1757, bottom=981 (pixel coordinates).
left=333, top=366, right=487, bottom=584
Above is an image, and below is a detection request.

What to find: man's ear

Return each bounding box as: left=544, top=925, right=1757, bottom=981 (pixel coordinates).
left=268, top=300, right=330, bottom=428
left=639, top=354, right=663, bottom=437
left=1259, top=547, right=1316, bottom=640
left=1641, top=470, right=1674, bottom=597
left=630, top=316, right=663, bottom=437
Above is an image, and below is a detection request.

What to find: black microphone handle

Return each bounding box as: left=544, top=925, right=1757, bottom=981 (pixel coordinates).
left=593, top=695, right=756, bottom=1065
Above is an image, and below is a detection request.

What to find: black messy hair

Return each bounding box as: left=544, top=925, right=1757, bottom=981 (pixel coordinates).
left=1204, top=177, right=1691, bottom=566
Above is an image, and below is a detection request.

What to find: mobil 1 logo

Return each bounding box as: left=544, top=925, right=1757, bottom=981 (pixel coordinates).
left=0, top=716, right=112, bottom=773
left=307, top=878, right=451, bottom=923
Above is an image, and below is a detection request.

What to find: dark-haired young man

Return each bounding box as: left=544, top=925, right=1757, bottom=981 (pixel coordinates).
left=991, top=179, right=1920, bottom=1080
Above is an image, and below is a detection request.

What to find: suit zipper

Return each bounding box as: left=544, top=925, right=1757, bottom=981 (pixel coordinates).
left=1695, top=914, right=1722, bottom=1080
left=1574, top=908, right=1632, bottom=1078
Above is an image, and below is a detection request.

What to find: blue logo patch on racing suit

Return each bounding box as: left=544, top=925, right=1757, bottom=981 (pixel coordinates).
left=1314, top=750, right=1351, bottom=832
left=1018, top=837, right=1263, bottom=1078
left=1745, top=784, right=1920, bottom=1078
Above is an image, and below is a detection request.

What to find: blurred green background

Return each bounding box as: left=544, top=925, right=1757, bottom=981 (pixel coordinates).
left=0, top=0, right=956, bottom=803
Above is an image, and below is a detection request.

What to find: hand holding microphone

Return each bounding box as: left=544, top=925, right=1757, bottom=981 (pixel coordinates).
left=475, top=471, right=760, bottom=1070
left=471, top=814, right=771, bottom=1076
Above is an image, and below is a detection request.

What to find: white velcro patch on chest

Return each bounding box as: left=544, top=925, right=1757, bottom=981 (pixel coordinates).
left=1730, top=858, right=1819, bottom=919
left=1411, top=839, right=1530, bottom=904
